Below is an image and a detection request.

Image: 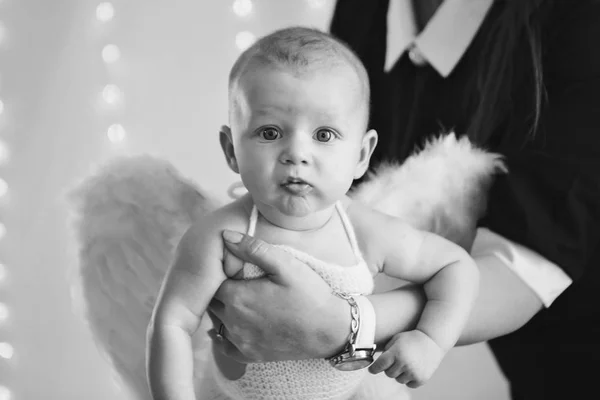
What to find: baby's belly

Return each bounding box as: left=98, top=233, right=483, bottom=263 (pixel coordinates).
left=213, top=358, right=367, bottom=400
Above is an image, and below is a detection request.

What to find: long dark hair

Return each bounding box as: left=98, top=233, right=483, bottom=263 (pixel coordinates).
left=467, top=0, right=548, bottom=145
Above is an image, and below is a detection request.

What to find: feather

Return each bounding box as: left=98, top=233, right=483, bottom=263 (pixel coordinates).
left=68, top=155, right=221, bottom=399
left=352, top=133, right=506, bottom=248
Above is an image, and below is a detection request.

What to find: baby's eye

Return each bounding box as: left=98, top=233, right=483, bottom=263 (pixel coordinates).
left=314, top=129, right=335, bottom=142
left=260, top=127, right=281, bottom=141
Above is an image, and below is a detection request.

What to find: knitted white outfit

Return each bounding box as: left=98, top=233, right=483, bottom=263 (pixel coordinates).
left=212, top=201, right=375, bottom=400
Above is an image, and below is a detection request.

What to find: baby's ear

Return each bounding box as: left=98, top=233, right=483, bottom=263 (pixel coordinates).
left=354, top=129, right=378, bottom=179
left=219, top=125, right=239, bottom=174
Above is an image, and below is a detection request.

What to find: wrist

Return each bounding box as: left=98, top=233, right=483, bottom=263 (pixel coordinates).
left=327, top=293, right=377, bottom=371
left=415, top=326, right=453, bottom=353
left=318, top=292, right=352, bottom=359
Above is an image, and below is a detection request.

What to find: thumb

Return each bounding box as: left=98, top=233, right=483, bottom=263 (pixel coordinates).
left=222, top=230, right=296, bottom=281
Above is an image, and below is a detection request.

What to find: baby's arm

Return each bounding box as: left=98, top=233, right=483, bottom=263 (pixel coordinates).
left=386, top=227, right=479, bottom=352
left=361, top=208, right=479, bottom=385
left=146, top=215, right=228, bottom=400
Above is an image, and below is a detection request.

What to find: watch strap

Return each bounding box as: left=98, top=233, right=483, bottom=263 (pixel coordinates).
left=354, top=295, right=376, bottom=349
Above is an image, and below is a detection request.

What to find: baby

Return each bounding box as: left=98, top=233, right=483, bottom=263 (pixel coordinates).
left=146, top=27, right=479, bottom=400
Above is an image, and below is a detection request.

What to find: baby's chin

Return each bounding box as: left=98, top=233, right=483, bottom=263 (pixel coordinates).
left=258, top=196, right=336, bottom=231
left=276, top=196, right=315, bottom=217
left=258, top=191, right=335, bottom=218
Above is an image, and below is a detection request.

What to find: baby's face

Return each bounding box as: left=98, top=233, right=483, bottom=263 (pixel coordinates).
left=229, top=65, right=372, bottom=218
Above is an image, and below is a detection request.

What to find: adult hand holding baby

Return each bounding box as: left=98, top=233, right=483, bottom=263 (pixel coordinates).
left=208, top=230, right=350, bottom=364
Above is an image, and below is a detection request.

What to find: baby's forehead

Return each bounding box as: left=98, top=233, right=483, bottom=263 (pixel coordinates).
left=235, top=61, right=367, bottom=104
left=264, top=62, right=360, bottom=87
left=231, top=69, right=369, bottom=132
left=238, top=66, right=365, bottom=112
left=239, top=55, right=358, bottom=81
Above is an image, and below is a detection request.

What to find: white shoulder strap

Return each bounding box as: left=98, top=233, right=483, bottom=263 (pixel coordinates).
left=335, top=201, right=363, bottom=259
left=247, top=204, right=258, bottom=236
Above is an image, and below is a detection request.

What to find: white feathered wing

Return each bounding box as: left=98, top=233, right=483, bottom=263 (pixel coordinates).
left=353, top=134, right=506, bottom=247
left=68, top=155, right=223, bottom=399
left=68, top=134, right=505, bottom=399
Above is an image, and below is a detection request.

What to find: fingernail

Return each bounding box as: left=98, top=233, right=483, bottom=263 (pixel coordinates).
left=223, top=230, right=243, bottom=244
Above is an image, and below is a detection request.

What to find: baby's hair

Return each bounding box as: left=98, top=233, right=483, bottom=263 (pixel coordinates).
left=228, top=26, right=370, bottom=120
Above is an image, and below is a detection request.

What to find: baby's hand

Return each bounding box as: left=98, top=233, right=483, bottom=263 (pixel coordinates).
left=368, top=330, right=444, bottom=388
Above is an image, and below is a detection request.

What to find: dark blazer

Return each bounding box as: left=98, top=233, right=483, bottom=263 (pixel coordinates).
left=331, top=1, right=600, bottom=399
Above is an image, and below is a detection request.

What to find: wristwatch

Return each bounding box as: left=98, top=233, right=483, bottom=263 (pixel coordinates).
left=328, top=293, right=377, bottom=371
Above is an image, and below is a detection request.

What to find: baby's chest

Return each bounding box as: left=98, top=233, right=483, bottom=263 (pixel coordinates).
left=262, top=228, right=358, bottom=267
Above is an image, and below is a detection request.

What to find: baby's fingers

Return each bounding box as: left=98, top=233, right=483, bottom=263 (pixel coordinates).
left=396, top=372, right=413, bottom=385
left=383, top=362, right=404, bottom=379
left=407, top=379, right=425, bottom=389
left=368, top=352, right=394, bottom=375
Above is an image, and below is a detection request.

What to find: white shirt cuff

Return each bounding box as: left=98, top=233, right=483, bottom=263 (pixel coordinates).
left=471, top=228, right=572, bottom=307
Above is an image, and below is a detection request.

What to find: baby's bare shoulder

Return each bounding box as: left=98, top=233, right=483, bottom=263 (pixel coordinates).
left=346, top=199, right=411, bottom=233
left=186, top=196, right=251, bottom=246
left=344, top=199, right=393, bottom=270
left=347, top=199, right=421, bottom=251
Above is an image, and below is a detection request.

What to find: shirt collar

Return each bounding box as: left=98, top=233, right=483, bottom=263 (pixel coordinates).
left=385, top=0, right=494, bottom=77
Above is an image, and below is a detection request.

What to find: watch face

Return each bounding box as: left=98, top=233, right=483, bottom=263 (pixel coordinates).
left=331, top=347, right=375, bottom=371
left=335, top=357, right=374, bottom=372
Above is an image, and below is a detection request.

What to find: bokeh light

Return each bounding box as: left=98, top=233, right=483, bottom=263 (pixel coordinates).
left=0, top=386, right=11, bottom=400
left=0, top=342, right=13, bottom=360
left=0, top=177, right=7, bottom=198
left=0, top=140, right=9, bottom=165
left=232, top=0, right=253, bottom=17
left=102, top=44, right=121, bottom=64
left=102, top=84, right=123, bottom=105
left=0, top=303, right=8, bottom=323
left=235, top=31, right=256, bottom=51
left=306, top=0, right=328, bottom=8
left=0, top=21, right=6, bottom=47
left=96, top=2, right=115, bottom=23
left=107, top=123, right=126, bottom=143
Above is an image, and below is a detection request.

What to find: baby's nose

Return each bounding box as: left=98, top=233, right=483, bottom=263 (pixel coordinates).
left=279, top=141, right=310, bottom=165
left=280, top=151, right=309, bottom=165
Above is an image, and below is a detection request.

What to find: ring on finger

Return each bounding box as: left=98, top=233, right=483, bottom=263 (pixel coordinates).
left=216, top=323, right=225, bottom=340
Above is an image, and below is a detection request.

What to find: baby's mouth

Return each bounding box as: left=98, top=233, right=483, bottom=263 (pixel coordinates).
left=281, top=177, right=312, bottom=195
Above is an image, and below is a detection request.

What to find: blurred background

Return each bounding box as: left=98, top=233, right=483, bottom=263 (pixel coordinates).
left=0, top=0, right=510, bottom=399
